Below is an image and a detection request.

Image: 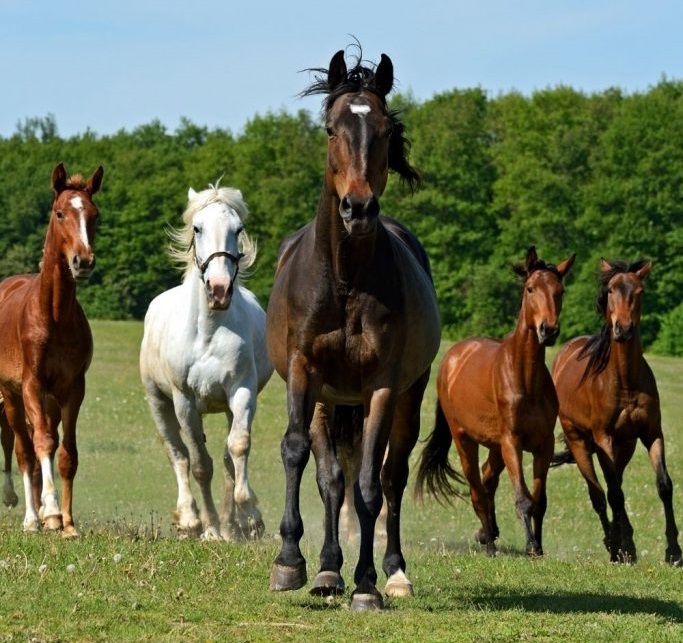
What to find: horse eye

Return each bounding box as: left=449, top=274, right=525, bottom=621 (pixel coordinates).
left=56, top=210, right=64, bottom=220
left=526, top=287, right=533, bottom=294
left=326, top=127, right=335, bottom=138
left=193, top=225, right=200, bottom=234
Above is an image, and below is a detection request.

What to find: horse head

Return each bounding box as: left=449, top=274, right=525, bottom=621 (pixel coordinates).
left=303, top=47, right=419, bottom=237
left=185, top=186, right=252, bottom=311
left=50, top=162, right=103, bottom=283
left=518, top=246, right=575, bottom=346
left=600, top=258, right=652, bottom=342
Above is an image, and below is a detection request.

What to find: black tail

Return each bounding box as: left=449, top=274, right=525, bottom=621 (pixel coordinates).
left=550, top=436, right=576, bottom=468
left=414, top=401, right=466, bottom=504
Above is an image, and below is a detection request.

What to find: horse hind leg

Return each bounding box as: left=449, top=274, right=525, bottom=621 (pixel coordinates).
left=645, top=436, right=682, bottom=565
left=1, top=411, right=18, bottom=507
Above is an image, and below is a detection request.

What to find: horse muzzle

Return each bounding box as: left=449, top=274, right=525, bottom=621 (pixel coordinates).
left=613, top=321, right=634, bottom=342
left=205, top=278, right=232, bottom=311
left=70, top=254, right=95, bottom=283
left=339, top=194, right=379, bottom=236
left=537, top=322, right=560, bottom=346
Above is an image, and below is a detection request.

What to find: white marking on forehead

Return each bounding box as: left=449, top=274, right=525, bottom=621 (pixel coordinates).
left=70, top=195, right=85, bottom=210
left=350, top=103, right=372, bottom=116
left=79, top=213, right=91, bottom=249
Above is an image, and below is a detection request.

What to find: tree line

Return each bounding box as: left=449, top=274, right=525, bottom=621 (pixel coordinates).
left=1, top=79, right=682, bottom=354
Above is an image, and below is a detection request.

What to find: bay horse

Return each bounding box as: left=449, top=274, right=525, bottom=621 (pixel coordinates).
left=266, top=48, right=440, bottom=610
left=140, top=183, right=272, bottom=541
left=416, top=246, right=575, bottom=556
left=0, top=162, right=103, bottom=536
left=551, top=258, right=681, bottom=565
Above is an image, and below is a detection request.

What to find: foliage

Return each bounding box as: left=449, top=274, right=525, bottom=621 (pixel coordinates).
left=1, top=82, right=683, bottom=349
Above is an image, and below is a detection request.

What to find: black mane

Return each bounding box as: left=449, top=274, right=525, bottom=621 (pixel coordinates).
left=578, top=258, right=650, bottom=379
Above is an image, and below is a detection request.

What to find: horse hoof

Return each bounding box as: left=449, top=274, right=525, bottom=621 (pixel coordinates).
left=3, top=490, right=18, bottom=508
left=310, top=571, right=345, bottom=597
left=23, top=519, right=40, bottom=534
left=43, top=514, right=63, bottom=531
left=351, top=592, right=384, bottom=612
left=62, top=525, right=80, bottom=539
left=384, top=570, right=414, bottom=598
left=247, top=517, right=265, bottom=540
left=270, top=562, right=307, bottom=592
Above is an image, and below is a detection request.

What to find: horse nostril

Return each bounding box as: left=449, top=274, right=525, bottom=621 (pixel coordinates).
left=340, top=196, right=352, bottom=218
left=364, top=195, right=379, bottom=218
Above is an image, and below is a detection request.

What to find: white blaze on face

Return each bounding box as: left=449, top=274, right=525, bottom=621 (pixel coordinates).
left=70, top=195, right=92, bottom=249
left=350, top=103, right=372, bottom=117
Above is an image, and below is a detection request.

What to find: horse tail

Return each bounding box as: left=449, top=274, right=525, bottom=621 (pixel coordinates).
left=414, top=401, right=466, bottom=504
left=550, top=436, right=576, bottom=467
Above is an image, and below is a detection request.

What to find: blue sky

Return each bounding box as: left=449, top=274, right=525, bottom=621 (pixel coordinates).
left=1, top=1, right=680, bottom=138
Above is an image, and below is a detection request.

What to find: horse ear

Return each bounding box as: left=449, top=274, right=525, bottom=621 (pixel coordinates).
left=51, top=162, right=68, bottom=194
left=600, top=258, right=613, bottom=272
left=188, top=187, right=198, bottom=201
left=556, top=253, right=576, bottom=278
left=85, top=166, right=104, bottom=195
left=636, top=261, right=652, bottom=281
left=328, top=50, right=347, bottom=91
left=525, top=245, right=538, bottom=272
left=373, top=53, right=394, bottom=98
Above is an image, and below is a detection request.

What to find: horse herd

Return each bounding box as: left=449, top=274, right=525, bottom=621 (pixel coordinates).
left=0, top=48, right=680, bottom=612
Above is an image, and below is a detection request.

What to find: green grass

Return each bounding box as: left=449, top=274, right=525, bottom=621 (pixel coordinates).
left=1, top=320, right=681, bottom=642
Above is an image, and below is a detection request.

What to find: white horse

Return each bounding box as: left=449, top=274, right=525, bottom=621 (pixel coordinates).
left=140, top=183, right=272, bottom=541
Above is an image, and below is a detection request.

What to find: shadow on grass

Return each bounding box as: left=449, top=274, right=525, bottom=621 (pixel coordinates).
left=464, top=589, right=683, bottom=622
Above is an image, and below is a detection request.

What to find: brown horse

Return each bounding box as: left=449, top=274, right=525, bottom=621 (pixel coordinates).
left=551, top=259, right=681, bottom=565
left=416, top=247, right=574, bottom=556
left=0, top=162, right=103, bottom=537
left=266, top=47, right=440, bottom=610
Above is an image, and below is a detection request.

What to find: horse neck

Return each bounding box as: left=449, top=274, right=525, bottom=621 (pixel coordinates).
left=503, top=313, right=547, bottom=393
left=608, top=332, right=645, bottom=389
left=314, top=188, right=378, bottom=285
left=38, top=229, right=79, bottom=322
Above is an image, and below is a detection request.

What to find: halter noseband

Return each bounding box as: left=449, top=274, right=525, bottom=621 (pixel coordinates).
left=194, top=250, right=243, bottom=276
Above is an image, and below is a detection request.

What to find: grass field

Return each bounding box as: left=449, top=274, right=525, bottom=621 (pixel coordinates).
left=0, top=320, right=681, bottom=642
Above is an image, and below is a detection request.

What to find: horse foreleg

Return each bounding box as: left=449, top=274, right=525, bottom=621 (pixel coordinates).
left=562, top=427, right=612, bottom=553
left=270, top=359, right=318, bottom=592
left=644, top=436, right=682, bottom=565
left=481, top=447, right=505, bottom=541
left=173, top=391, right=220, bottom=540
left=22, top=379, right=62, bottom=531
left=530, top=441, right=553, bottom=555
left=1, top=411, right=18, bottom=507
left=225, top=386, right=263, bottom=540
left=56, top=394, right=80, bottom=538
left=453, top=432, right=496, bottom=555
left=381, top=373, right=428, bottom=599
left=309, top=403, right=345, bottom=596
left=351, top=387, right=396, bottom=612
left=500, top=434, right=539, bottom=556
left=145, top=388, right=201, bottom=536
left=596, top=442, right=636, bottom=563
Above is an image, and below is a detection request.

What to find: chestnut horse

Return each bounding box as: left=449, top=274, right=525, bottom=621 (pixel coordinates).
left=551, top=259, right=681, bottom=565
left=266, top=48, right=440, bottom=610
left=416, top=247, right=574, bottom=556
left=0, top=162, right=103, bottom=536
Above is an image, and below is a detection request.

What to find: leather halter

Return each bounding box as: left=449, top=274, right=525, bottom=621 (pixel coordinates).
left=189, top=235, right=244, bottom=296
